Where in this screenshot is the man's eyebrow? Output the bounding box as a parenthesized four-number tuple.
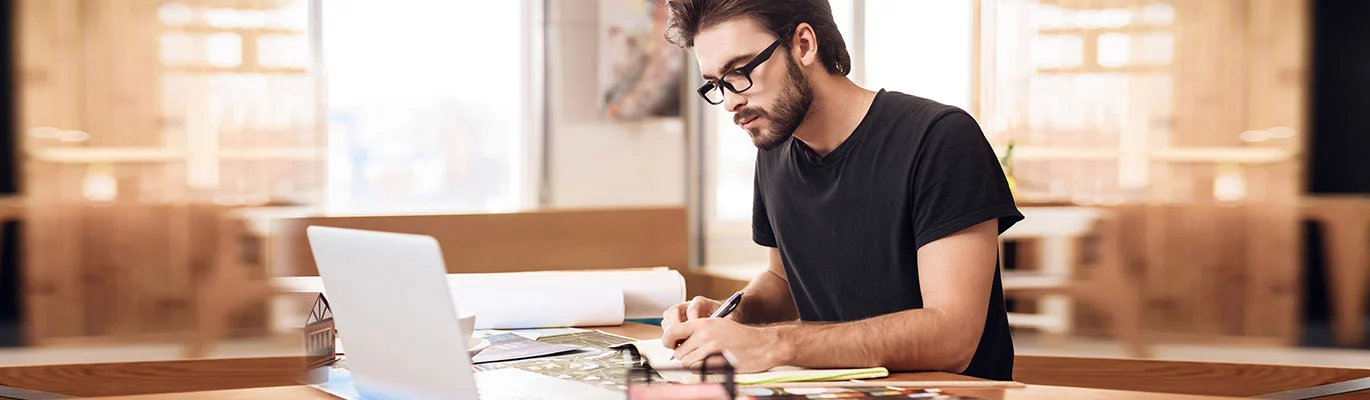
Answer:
(701, 53, 754, 80)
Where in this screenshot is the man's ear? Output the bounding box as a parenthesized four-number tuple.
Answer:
(790, 22, 820, 68)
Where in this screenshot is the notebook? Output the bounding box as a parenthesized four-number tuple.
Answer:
(627, 339, 889, 385)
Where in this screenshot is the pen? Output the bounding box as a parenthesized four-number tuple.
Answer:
(671, 291, 743, 360)
(710, 290, 744, 319)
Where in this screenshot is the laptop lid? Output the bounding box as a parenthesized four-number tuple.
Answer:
(307, 226, 478, 400)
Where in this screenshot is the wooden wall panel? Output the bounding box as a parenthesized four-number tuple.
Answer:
(80, 206, 116, 337)
(142, 205, 171, 334)
(265, 207, 690, 277)
(1073, 204, 1300, 342)
(23, 204, 83, 341)
(1213, 205, 1247, 336)
(72, 0, 161, 148)
(23, 204, 231, 344)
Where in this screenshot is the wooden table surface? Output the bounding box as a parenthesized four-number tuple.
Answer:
(0, 322, 1361, 399)
(85, 384, 1238, 400)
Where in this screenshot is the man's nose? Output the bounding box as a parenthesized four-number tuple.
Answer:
(723, 91, 747, 112)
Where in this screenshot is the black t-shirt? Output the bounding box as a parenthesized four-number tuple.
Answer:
(752, 89, 1023, 380)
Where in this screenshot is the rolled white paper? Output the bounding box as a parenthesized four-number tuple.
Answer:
(449, 282, 625, 329)
(448, 269, 686, 320)
(272, 268, 686, 331)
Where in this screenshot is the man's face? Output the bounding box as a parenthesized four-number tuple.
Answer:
(694, 18, 813, 150)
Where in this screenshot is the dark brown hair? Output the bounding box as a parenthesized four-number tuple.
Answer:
(664, 0, 851, 76)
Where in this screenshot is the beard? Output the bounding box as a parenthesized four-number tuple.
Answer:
(735, 54, 813, 151)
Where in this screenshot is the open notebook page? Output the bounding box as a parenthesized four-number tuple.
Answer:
(628, 339, 888, 385)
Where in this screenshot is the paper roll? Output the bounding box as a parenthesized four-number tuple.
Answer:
(448, 269, 686, 320)
(272, 269, 686, 331)
(449, 282, 625, 329)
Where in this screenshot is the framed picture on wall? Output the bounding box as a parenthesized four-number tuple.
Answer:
(599, 0, 684, 120)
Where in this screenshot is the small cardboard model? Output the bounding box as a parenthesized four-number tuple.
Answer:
(304, 293, 338, 368)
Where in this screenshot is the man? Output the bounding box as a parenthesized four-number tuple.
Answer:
(659, 0, 1023, 381)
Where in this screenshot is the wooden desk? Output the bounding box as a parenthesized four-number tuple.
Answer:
(86, 383, 1237, 400)
(1016, 355, 1370, 398)
(2, 323, 1366, 399)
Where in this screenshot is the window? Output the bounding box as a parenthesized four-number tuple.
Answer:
(864, 0, 975, 110)
(322, 1, 535, 213)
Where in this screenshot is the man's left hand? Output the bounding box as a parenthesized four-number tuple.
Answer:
(662, 318, 789, 373)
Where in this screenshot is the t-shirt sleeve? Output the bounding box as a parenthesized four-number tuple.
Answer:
(752, 156, 778, 248)
(911, 110, 1024, 250)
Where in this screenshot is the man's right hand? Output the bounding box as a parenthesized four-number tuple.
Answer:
(662, 296, 725, 330)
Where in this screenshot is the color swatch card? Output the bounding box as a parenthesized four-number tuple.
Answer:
(471, 333, 585, 364)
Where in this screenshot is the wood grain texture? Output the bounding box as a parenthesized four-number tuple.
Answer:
(89, 385, 337, 399)
(2, 323, 659, 398)
(266, 207, 689, 277)
(681, 268, 750, 301)
(24, 204, 232, 344)
(84, 384, 1246, 400)
(9, 323, 982, 398)
(88, 385, 336, 400)
(0, 357, 311, 398)
(1014, 355, 1370, 398)
(7, 322, 1365, 399)
(1065, 204, 1302, 343)
(955, 385, 1238, 400)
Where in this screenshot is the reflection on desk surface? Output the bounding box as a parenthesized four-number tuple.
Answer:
(318, 367, 621, 400)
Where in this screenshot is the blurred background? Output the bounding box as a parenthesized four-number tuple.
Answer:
(0, 0, 1367, 369)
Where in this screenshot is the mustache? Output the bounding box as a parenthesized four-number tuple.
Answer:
(734, 108, 765, 126)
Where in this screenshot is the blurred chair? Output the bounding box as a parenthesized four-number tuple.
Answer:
(1002, 207, 1150, 358)
(1302, 195, 1370, 347)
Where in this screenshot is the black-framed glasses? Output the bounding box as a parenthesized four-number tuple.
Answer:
(697, 39, 783, 105)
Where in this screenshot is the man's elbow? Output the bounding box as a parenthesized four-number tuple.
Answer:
(931, 311, 984, 373)
(885, 328, 978, 373)
(941, 339, 978, 373)
(886, 310, 983, 373)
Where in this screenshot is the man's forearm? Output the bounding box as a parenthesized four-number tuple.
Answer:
(768, 307, 982, 373)
(731, 269, 799, 325)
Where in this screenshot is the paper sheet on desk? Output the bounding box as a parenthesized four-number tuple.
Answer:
(628, 339, 889, 385)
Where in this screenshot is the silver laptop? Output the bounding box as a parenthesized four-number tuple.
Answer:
(306, 226, 619, 400)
